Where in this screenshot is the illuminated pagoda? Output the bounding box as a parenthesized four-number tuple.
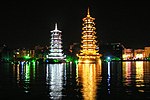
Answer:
(77, 8, 102, 63)
(46, 23, 66, 63)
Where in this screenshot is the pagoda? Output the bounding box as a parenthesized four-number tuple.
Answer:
(77, 8, 102, 63)
(46, 23, 66, 63)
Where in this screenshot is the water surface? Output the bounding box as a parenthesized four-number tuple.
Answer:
(0, 61, 150, 100)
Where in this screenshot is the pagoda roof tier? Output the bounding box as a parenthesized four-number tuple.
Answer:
(82, 30, 96, 33)
(82, 16, 95, 21)
(77, 55, 102, 63)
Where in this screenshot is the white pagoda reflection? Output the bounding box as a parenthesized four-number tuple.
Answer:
(46, 63, 65, 99)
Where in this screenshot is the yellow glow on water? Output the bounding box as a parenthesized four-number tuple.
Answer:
(122, 61, 145, 90)
(122, 61, 132, 85)
(17, 65, 20, 83)
(77, 61, 102, 100)
(136, 61, 144, 87)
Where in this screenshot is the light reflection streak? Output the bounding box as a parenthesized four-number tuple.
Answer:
(25, 63, 30, 82)
(14, 61, 36, 93)
(16, 64, 20, 83)
(12, 64, 20, 83)
(143, 62, 150, 85)
(46, 63, 65, 99)
(77, 61, 102, 100)
(135, 61, 144, 88)
(122, 61, 145, 92)
(107, 62, 110, 94)
(122, 61, 132, 85)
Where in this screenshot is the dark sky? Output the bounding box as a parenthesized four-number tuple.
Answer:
(1, 1, 150, 49)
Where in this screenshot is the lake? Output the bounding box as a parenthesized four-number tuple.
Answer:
(0, 60, 150, 100)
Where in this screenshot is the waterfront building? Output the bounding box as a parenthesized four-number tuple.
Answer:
(134, 49, 145, 60)
(46, 23, 66, 63)
(123, 47, 150, 60)
(144, 47, 150, 58)
(77, 8, 102, 63)
(100, 43, 124, 60)
(122, 48, 134, 60)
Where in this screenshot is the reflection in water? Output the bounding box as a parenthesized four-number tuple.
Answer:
(1, 60, 150, 99)
(13, 61, 36, 93)
(107, 62, 111, 94)
(46, 63, 65, 99)
(122, 61, 147, 93)
(77, 61, 102, 100)
(106, 61, 123, 96)
(135, 61, 144, 88)
(123, 61, 144, 86)
(122, 61, 132, 86)
(23, 62, 30, 93)
(143, 61, 150, 85)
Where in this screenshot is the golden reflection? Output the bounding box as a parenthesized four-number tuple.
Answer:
(135, 61, 144, 88)
(12, 63, 21, 85)
(122, 61, 132, 85)
(16, 64, 20, 83)
(12, 64, 20, 84)
(143, 61, 150, 84)
(77, 60, 102, 100)
(122, 61, 144, 89)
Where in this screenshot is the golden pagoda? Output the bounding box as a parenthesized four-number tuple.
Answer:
(77, 8, 102, 63)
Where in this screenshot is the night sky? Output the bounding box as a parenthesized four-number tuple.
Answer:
(1, 1, 150, 49)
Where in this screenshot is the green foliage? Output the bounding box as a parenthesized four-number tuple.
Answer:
(66, 55, 78, 63)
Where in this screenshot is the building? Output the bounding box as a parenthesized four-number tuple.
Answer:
(122, 48, 133, 60)
(134, 49, 145, 60)
(144, 47, 150, 58)
(123, 47, 150, 60)
(100, 43, 124, 60)
(46, 23, 66, 63)
(77, 8, 102, 63)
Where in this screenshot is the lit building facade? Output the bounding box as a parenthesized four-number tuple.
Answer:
(144, 47, 150, 58)
(77, 8, 101, 63)
(123, 47, 150, 60)
(122, 48, 134, 60)
(46, 23, 66, 61)
(134, 49, 145, 60)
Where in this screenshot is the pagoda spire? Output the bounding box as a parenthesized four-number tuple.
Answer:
(51, 23, 61, 33)
(87, 7, 90, 17)
(55, 23, 58, 30)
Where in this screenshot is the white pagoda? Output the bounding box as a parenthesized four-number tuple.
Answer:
(46, 23, 66, 62)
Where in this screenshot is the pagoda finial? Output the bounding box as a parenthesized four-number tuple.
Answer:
(87, 7, 90, 17)
(51, 23, 61, 33)
(55, 23, 58, 30)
